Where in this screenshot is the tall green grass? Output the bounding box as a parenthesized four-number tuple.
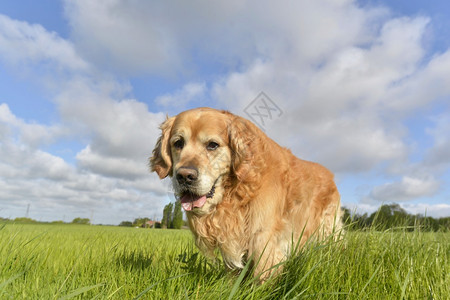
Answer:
(0, 223, 448, 299)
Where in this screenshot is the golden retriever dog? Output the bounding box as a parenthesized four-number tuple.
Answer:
(150, 107, 342, 279)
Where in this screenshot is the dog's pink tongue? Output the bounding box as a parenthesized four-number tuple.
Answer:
(180, 194, 207, 211)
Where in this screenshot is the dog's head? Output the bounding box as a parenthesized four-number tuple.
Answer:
(150, 107, 254, 214)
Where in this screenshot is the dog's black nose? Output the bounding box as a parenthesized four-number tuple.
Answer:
(176, 167, 198, 185)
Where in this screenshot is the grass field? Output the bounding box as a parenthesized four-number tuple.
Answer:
(0, 223, 448, 299)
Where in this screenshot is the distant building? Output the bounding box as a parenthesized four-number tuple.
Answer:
(145, 220, 160, 228)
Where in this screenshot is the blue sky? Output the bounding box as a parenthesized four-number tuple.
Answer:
(0, 0, 449, 224)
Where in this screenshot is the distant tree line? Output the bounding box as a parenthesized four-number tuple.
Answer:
(2, 203, 448, 231)
(119, 217, 161, 228)
(118, 201, 184, 229)
(343, 204, 450, 231)
(0, 217, 91, 225)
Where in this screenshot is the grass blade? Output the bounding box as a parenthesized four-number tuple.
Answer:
(0, 272, 23, 290)
(107, 286, 123, 299)
(283, 262, 321, 299)
(228, 259, 252, 300)
(58, 283, 104, 300)
(133, 272, 192, 300)
(360, 263, 382, 298)
(400, 267, 411, 299)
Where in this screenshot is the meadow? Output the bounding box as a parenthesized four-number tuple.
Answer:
(0, 223, 448, 299)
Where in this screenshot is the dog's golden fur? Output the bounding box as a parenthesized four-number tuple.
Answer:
(151, 107, 342, 278)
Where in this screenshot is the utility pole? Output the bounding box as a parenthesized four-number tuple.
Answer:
(25, 204, 30, 218)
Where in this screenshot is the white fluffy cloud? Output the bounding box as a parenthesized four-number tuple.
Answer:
(63, 1, 379, 75)
(64, 0, 183, 74)
(155, 82, 207, 108)
(0, 103, 65, 148)
(425, 114, 450, 168)
(0, 13, 169, 223)
(401, 203, 450, 219)
(0, 14, 88, 72)
(0, 102, 169, 223)
(367, 175, 440, 202)
(56, 80, 166, 182)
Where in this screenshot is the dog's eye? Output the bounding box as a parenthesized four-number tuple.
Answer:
(174, 139, 184, 150)
(206, 141, 219, 151)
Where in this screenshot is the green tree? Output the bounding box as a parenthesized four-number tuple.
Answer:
(119, 221, 133, 227)
(342, 207, 351, 227)
(13, 217, 37, 224)
(161, 203, 173, 229)
(437, 217, 450, 231)
(172, 200, 184, 229)
(71, 218, 90, 225)
(133, 217, 150, 228)
(368, 204, 410, 229)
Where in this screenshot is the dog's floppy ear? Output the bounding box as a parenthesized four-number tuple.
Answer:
(150, 116, 175, 179)
(228, 115, 259, 181)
